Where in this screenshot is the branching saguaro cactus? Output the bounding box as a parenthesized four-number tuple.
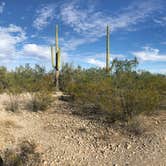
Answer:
(106, 25, 110, 73)
(51, 25, 61, 90)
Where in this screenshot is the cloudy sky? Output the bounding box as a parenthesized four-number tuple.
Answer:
(0, 0, 166, 73)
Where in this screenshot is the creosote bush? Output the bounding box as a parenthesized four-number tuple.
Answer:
(0, 64, 55, 113)
(0, 64, 55, 94)
(27, 91, 53, 112)
(60, 59, 163, 122)
(5, 93, 20, 112)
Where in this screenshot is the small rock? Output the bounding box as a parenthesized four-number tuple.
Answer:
(155, 120, 160, 124)
(124, 142, 131, 149)
(116, 144, 121, 148)
(43, 161, 47, 165)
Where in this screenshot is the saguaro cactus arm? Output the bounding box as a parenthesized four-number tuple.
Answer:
(51, 45, 55, 68)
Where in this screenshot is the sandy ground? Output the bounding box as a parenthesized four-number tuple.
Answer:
(0, 93, 166, 166)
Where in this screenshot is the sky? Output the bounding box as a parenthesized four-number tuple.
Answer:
(0, 0, 166, 73)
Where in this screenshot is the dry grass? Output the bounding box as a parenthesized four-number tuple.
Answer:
(125, 116, 146, 136)
(0, 120, 22, 129)
(4, 94, 20, 112)
(26, 92, 53, 112)
(2, 140, 41, 166)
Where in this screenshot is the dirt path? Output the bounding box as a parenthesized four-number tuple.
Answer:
(0, 93, 166, 166)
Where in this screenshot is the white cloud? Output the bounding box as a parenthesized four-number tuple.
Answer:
(33, 4, 55, 30)
(60, 37, 97, 52)
(153, 16, 166, 26)
(0, 2, 5, 13)
(87, 58, 105, 68)
(23, 44, 49, 59)
(60, 0, 162, 37)
(86, 52, 125, 68)
(0, 24, 26, 58)
(132, 47, 166, 61)
(0, 24, 50, 66)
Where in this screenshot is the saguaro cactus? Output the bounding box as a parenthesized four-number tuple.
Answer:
(51, 25, 61, 89)
(106, 25, 110, 72)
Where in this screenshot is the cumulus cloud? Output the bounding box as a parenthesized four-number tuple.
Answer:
(86, 52, 125, 68)
(132, 47, 166, 61)
(0, 24, 50, 66)
(87, 58, 105, 68)
(0, 2, 5, 13)
(22, 44, 49, 59)
(0, 24, 26, 58)
(33, 4, 55, 30)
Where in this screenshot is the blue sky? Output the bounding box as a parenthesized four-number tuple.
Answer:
(0, 0, 166, 73)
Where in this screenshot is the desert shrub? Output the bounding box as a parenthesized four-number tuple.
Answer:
(5, 93, 20, 112)
(61, 59, 161, 122)
(4, 79, 22, 112)
(67, 78, 160, 121)
(59, 63, 107, 92)
(0, 67, 8, 93)
(111, 57, 138, 74)
(0, 64, 55, 94)
(12, 64, 54, 93)
(2, 140, 40, 166)
(125, 117, 145, 136)
(27, 91, 53, 112)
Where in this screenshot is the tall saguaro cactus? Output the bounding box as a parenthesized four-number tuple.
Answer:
(51, 25, 61, 90)
(106, 25, 110, 72)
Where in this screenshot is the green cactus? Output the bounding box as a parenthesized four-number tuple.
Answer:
(51, 45, 55, 68)
(51, 25, 61, 70)
(106, 25, 110, 72)
(50, 25, 61, 89)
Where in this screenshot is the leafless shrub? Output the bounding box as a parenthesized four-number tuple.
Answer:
(2, 140, 41, 166)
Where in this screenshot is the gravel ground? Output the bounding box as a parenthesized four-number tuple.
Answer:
(0, 93, 166, 166)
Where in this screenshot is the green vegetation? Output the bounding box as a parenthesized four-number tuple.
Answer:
(60, 59, 165, 122)
(0, 59, 165, 121)
(0, 64, 54, 112)
(0, 64, 54, 94)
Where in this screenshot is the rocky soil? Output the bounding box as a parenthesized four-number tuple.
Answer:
(0, 93, 165, 166)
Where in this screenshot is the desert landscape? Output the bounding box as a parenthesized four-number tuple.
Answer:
(0, 92, 165, 166)
(0, 0, 166, 165)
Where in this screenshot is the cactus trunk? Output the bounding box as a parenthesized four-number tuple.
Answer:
(106, 25, 110, 72)
(50, 25, 61, 90)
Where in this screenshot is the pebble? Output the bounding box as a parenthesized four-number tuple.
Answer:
(43, 161, 47, 165)
(124, 142, 132, 149)
(0, 94, 165, 166)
